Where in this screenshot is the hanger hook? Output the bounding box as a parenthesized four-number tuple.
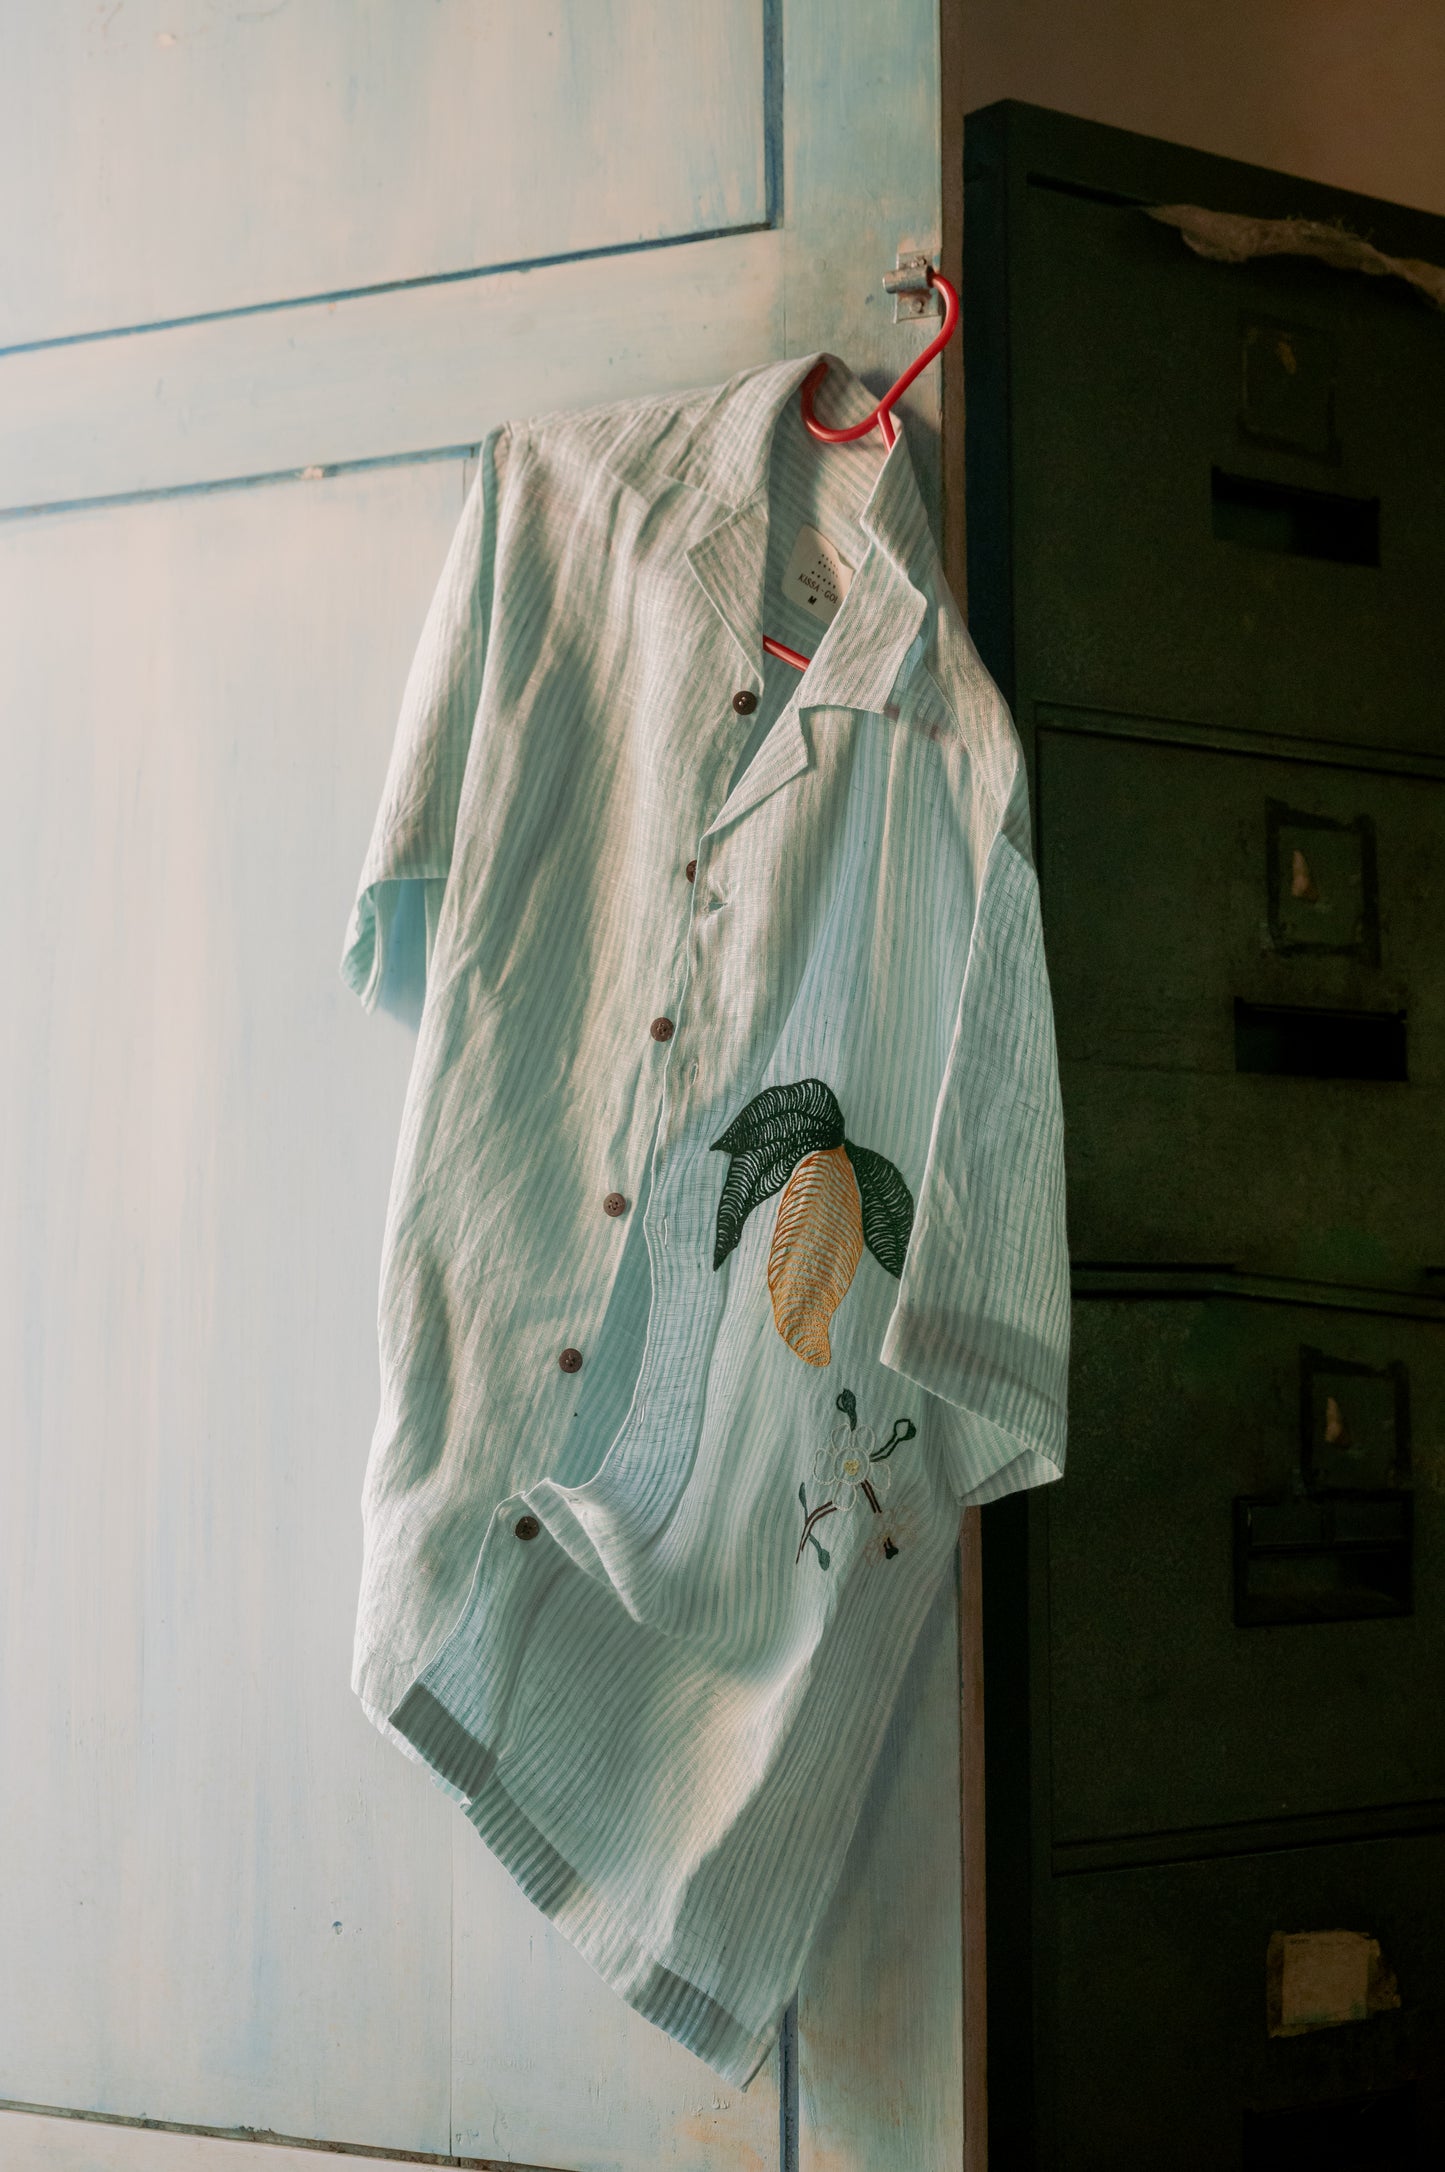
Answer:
(799, 266, 960, 452)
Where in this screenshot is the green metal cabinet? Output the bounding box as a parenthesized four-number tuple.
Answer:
(963, 101, 1445, 2168)
(1040, 728, 1445, 1284)
(1052, 1836, 1444, 2170)
(1055, 1289, 1445, 1842)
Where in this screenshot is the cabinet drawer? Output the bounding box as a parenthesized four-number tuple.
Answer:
(1014, 185, 1445, 756)
(1039, 725, 1445, 1281)
(1049, 1290, 1445, 1843)
(1051, 1833, 1445, 2171)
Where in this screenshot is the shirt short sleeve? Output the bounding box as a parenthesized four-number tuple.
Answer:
(877, 760, 1071, 1507)
(340, 422, 512, 1024)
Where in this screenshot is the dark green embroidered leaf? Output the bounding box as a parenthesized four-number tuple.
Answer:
(710, 1080, 846, 1268)
(844, 1140, 915, 1277)
(711, 1142, 803, 1268)
(711, 1078, 843, 1159)
(835, 1388, 857, 1431)
(871, 1416, 918, 1462)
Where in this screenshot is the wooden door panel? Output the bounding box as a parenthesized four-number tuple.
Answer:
(0, 0, 770, 347)
(450, 1825, 779, 2172)
(798, 1568, 966, 2171)
(0, 2112, 507, 2172)
(0, 229, 783, 514)
(0, 466, 459, 2154)
(0, 6, 954, 2164)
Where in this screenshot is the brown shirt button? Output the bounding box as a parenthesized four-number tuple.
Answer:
(603, 1191, 627, 1217)
(685, 858, 697, 882)
(732, 689, 758, 715)
(558, 1347, 583, 1373)
(514, 1514, 541, 1542)
(650, 1015, 675, 1041)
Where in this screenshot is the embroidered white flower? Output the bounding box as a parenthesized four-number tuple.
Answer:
(797, 1391, 919, 1569)
(813, 1420, 887, 1511)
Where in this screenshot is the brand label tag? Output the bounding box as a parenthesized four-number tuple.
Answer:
(780, 525, 854, 625)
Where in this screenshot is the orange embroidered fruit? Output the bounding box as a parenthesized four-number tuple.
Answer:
(709, 1076, 914, 1365)
(766, 1143, 865, 1366)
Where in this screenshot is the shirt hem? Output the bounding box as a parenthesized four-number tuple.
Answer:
(382, 1676, 781, 2090)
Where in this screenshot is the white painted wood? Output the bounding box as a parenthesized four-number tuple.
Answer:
(0, 1, 947, 530)
(0, 1, 767, 349)
(797, 1567, 965, 2172)
(449, 1824, 778, 2172)
(1, 2107, 537, 2172)
(0, 469, 459, 2156)
(772, 8, 959, 2162)
(1, 3, 953, 2164)
(777, 0, 946, 540)
(0, 229, 783, 516)
(0, 449, 780, 2168)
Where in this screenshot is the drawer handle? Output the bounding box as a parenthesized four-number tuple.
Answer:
(1234, 1492, 1412, 1626)
(1234, 998, 1407, 1082)
(1212, 467, 1380, 567)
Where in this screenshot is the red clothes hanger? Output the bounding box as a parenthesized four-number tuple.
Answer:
(762, 264, 960, 672)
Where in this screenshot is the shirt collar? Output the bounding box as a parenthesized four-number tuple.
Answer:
(603, 351, 936, 720)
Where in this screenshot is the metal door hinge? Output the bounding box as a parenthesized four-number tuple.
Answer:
(884, 250, 941, 322)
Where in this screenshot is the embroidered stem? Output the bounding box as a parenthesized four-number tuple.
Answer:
(870, 1416, 918, 1462)
(796, 1482, 838, 1568)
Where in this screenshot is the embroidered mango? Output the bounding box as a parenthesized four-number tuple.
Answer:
(767, 1143, 864, 1365)
(709, 1077, 914, 1366)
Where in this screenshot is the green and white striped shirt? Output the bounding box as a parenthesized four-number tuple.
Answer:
(341, 349, 1069, 2085)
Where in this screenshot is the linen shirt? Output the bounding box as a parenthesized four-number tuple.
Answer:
(341, 349, 1070, 2086)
